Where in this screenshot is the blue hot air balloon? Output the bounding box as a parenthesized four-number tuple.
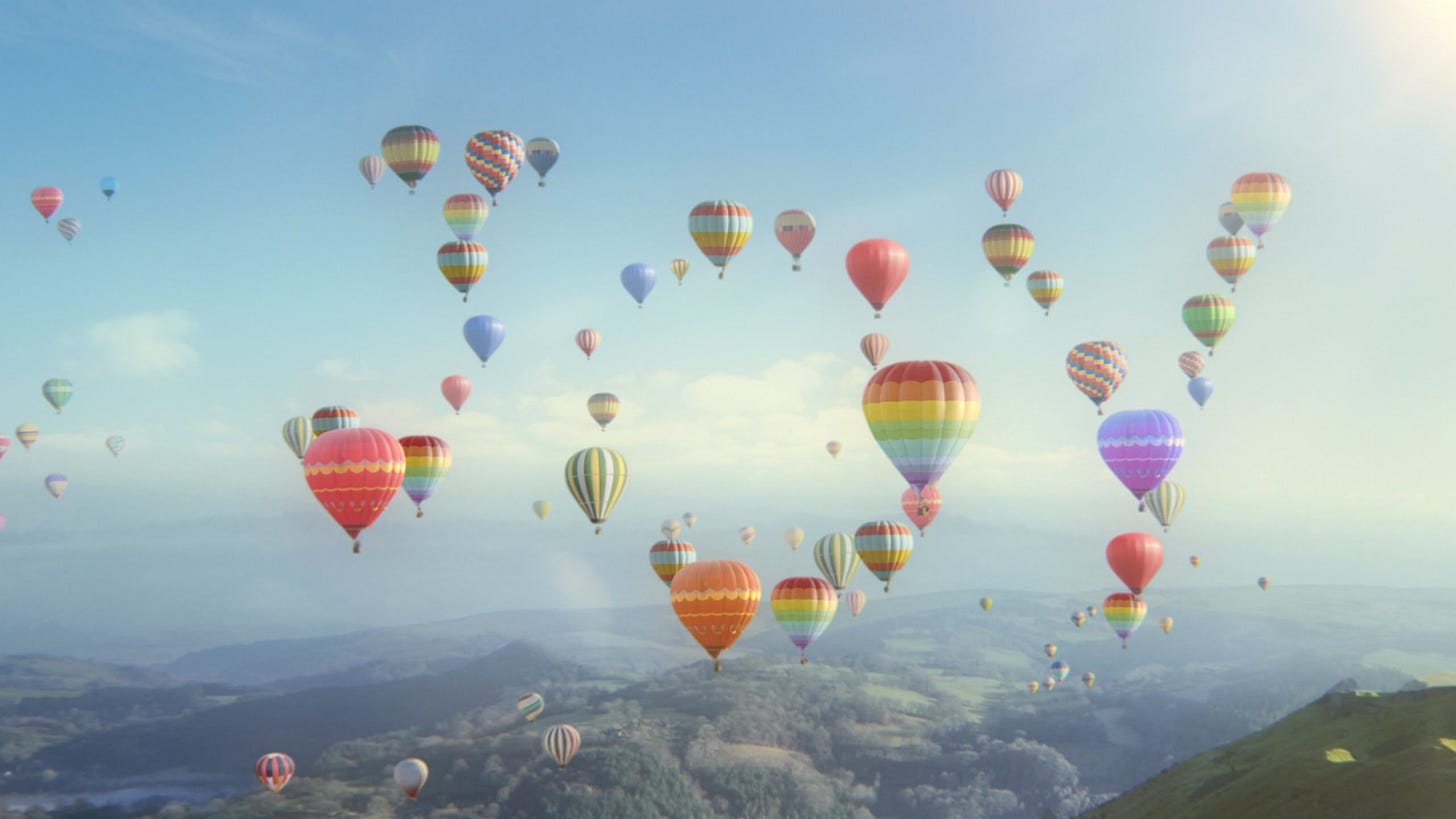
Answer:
(1188, 376, 1215, 409)
(463, 315, 506, 367)
(99, 177, 118, 200)
(620, 263, 657, 308)
(525, 138, 560, 187)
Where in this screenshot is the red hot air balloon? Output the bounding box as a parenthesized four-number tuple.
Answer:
(846, 239, 909, 319)
(31, 187, 63, 222)
(1106, 532, 1164, 595)
(303, 428, 406, 554)
(901, 485, 941, 536)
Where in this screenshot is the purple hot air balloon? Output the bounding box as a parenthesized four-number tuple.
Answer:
(1188, 377, 1215, 409)
(1097, 409, 1184, 511)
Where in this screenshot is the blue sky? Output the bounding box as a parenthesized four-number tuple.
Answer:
(0, 1, 1451, 660)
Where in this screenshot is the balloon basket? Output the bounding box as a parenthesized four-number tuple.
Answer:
(539, 181, 546, 188)
(713, 661, 722, 673)
(416, 509, 424, 518)
(352, 541, 361, 554)
(800, 657, 808, 665)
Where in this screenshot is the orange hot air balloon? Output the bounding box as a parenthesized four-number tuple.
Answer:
(303, 428, 406, 553)
(1189, 555, 1201, 568)
(669, 559, 761, 672)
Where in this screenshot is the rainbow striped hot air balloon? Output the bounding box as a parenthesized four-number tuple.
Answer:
(1178, 351, 1205, 380)
(311, 406, 360, 438)
(15, 425, 39, 450)
(981, 224, 1035, 286)
(543, 724, 582, 769)
(1098, 410, 1184, 511)
(437, 241, 488, 302)
(42, 378, 74, 414)
(517, 692, 545, 722)
(670, 559, 761, 672)
(1065, 342, 1127, 415)
(771, 576, 838, 664)
(380, 125, 440, 193)
(1026, 270, 1064, 315)
(689, 200, 753, 279)
(985, 169, 1023, 216)
(1206, 236, 1257, 292)
(303, 428, 406, 553)
(649, 538, 697, 586)
(442, 193, 489, 241)
(1230, 172, 1291, 248)
(565, 447, 628, 534)
(399, 435, 451, 517)
(1183, 294, 1236, 355)
(813, 532, 861, 592)
(254, 753, 296, 794)
(1104, 593, 1147, 649)
(854, 520, 914, 592)
(587, 392, 620, 431)
(774, 209, 816, 271)
(465, 130, 525, 205)
(863, 361, 981, 492)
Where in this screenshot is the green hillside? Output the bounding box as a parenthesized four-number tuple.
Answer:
(1082, 687, 1456, 818)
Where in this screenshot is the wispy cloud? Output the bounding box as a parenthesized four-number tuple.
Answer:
(86, 310, 199, 376)
(316, 359, 378, 383)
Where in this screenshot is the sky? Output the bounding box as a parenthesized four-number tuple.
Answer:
(0, 0, 1452, 661)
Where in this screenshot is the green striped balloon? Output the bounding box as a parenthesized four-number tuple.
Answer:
(1145, 481, 1186, 532)
(565, 447, 628, 534)
(813, 532, 861, 591)
(42, 378, 73, 414)
(1181, 294, 1236, 354)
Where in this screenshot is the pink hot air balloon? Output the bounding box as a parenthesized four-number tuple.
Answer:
(1097, 410, 1185, 511)
(901, 485, 941, 536)
(576, 329, 601, 360)
(0, 435, 10, 460)
(31, 187, 63, 222)
(985, 169, 1023, 216)
(441, 375, 472, 414)
(846, 239, 909, 319)
(774, 210, 816, 271)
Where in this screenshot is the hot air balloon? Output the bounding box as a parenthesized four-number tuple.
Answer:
(813, 532, 861, 592)
(1082, 672, 1096, 688)
(1098, 410, 1184, 510)
(544, 724, 582, 769)
(399, 435, 451, 518)
(393, 758, 429, 799)
(1104, 593, 1147, 649)
(980, 597, 993, 612)
(525, 137, 560, 187)
(99, 177, 118, 200)
(683, 512, 697, 528)
(517, 692, 544, 722)
(358, 155, 386, 189)
(1050, 660, 1070, 683)
(254, 753, 295, 793)
(826, 440, 842, 459)
(1178, 351, 1205, 380)
(1207, 237, 1257, 292)
(860, 333, 889, 369)
(689, 200, 752, 279)
(982, 224, 1035, 286)
(864, 361, 980, 491)
(1107, 532, 1164, 595)
(670, 559, 761, 671)
(1044, 643, 1058, 658)
(437, 241, 488, 302)
(1145, 481, 1186, 532)
(670, 258, 690, 285)
(1160, 616, 1174, 635)
(650, 538, 696, 586)
(1027, 681, 1040, 694)
(45, 473, 68, 499)
(774, 210, 816, 271)
(847, 589, 867, 617)
(854, 520, 914, 592)
(985, 169, 1023, 216)
(1087, 605, 1099, 618)
(1188, 377, 1215, 409)
(463, 315, 506, 366)
(304, 429, 405, 552)
(1183, 294, 1236, 355)
(311, 406, 360, 438)
(661, 519, 682, 540)
(56, 218, 81, 243)
(1026, 270, 1064, 315)
(1231, 172, 1291, 248)
(1066, 342, 1127, 415)
(587, 392, 619, 430)
(442, 193, 489, 241)
(771, 576, 838, 663)
(441, 375, 472, 414)
(1218, 202, 1244, 236)
(1189, 555, 1201, 568)
(1071, 611, 1087, 628)
(845, 239, 909, 318)
(1258, 576, 1271, 590)
(785, 527, 804, 551)
(465, 130, 525, 205)
(31, 187, 62, 222)
(0, 436, 10, 460)
(576, 329, 601, 359)
(42, 378, 74, 414)
(620, 263, 657, 307)
(738, 525, 757, 545)
(15, 425, 38, 450)
(380, 125, 439, 193)
(901, 485, 941, 536)
(565, 447, 627, 534)
(533, 500, 551, 520)
(106, 434, 125, 457)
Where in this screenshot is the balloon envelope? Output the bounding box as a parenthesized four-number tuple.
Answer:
(463, 315, 506, 365)
(525, 137, 560, 185)
(620, 263, 657, 307)
(1231, 172, 1291, 246)
(437, 241, 488, 301)
(587, 393, 620, 430)
(31, 187, 62, 221)
(15, 425, 38, 450)
(393, 758, 429, 799)
(1188, 377, 1215, 408)
(863, 361, 980, 491)
(399, 435, 452, 516)
(358, 155, 386, 188)
(56, 218, 81, 242)
(45, 473, 68, 499)
(254, 753, 295, 793)
(543, 724, 582, 768)
(670, 560, 761, 671)
(380, 125, 440, 191)
(774, 210, 816, 270)
(1206, 236, 1257, 292)
(1178, 351, 1205, 379)
(311, 406, 359, 438)
(1145, 481, 1186, 531)
(1183, 294, 1236, 353)
(533, 500, 551, 520)
(1097, 410, 1184, 506)
(985, 169, 1023, 215)
(42, 378, 74, 413)
(847, 589, 867, 617)
(688, 200, 753, 277)
(854, 520, 914, 592)
(465, 130, 526, 204)
(99, 176, 119, 199)
(784, 527, 804, 550)
(845, 239, 909, 318)
(860, 333, 889, 369)
(441, 375, 472, 413)
(670, 258, 690, 284)
(1026, 270, 1063, 314)
(1104, 592, 1147, 648)
(303, 428, 406, 551)
(901, 485, 942, 535)
(813, 532, 861, 591)
(517, 692, 545, 722)
(1065, 342, 1127, 413)
(650, 539, 697, 586)
(1106, 532, 1164, 595)
(1218, 201, 1244, 236)
(442, 193, 489, 241)
(981, 224, 1035, 284)
(105, 434, 125, 457)
(770, 576, 838, 661)
(576, 329, 601, 359)
(564, 447, 628, 532)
